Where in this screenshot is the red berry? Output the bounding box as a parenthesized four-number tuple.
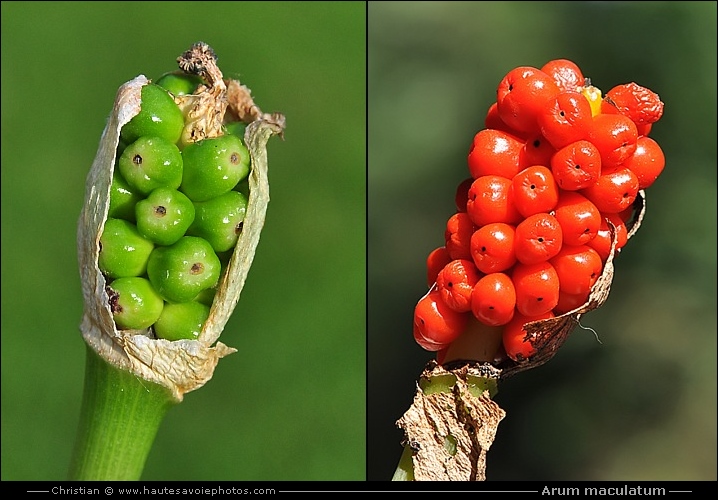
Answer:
(455, 177, 473, 212)
(587, 113, 638, 169)
(553, 290, 589, 315)
(514, 212, 564, 265)
(467, 129, 524, 179)
(521, 133, 556, 168)
(581, 166, 639, 214)
(413, 289, 469, 351)
(540, 59, 585, 93)
(550, 244, 603, 296)
(484, 102, 526, 138)
(622, 136, 665, 190)
(444, 212, 476, 261)
(426, 246, 452, 286)
(471, 272, 516, 326)
(553, 191, 601, 246)
(550, 139, 602, 191)
(538, 91, 593, 149)
(436, 259, 481, 313)
(502, 310, 555, 361)
(602, 82, 664, 127)
(586, 213, 628, 262)
(511, 165, 560, 218)
(512, 261, 561, 316)
(466, 175, 522, 227)
(470, 222, 517, 274)
(496, 66, 561, 135)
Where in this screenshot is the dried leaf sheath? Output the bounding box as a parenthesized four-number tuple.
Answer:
(77, 76, 283, 402)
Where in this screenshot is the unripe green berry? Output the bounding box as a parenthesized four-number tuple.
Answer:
(135, 188, 195, 246)
(180, 135, 250, 202)
(224, 121, 247, 140)
(193, 287, 217, 307)
(155, 72, 203, 97)
(120, 83, 185, 145)
(153, 301, 211, 341)
(147, 236, 221, 303)
(187, 191, 248, 252)
(107, 277, 164, 330)
(234, 178, 250, 199)
(118, 136, 183, 196)
(108, 170, 142, 222)
(99, 218, 154, 278)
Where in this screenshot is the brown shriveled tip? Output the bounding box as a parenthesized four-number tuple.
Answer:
(177, 42, 218, 80)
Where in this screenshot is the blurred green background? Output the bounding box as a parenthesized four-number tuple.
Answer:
(1, 1, 365, 481)
(369, 1, 716, 481)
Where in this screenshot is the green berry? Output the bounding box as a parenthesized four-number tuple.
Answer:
(234, 177, 250, 199)
(224, 121, 247, 140)
(135, 188, 195, 246)
(180, 135, 250, 202)
(153, 301, 211, 341)
(193, 287, 216, 307)
(147, 236, 221, 303)
(155, 72, 203, 97)
(107, 277, 164, 330)
(108, 170, 142, 222)
(99, 218, 154, 278)
(118, 136, 183, 196)
(120, 83, 184, 145)
(187, 191, 248, 252)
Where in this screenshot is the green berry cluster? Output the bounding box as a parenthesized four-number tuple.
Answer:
(101, 78, 251, 341)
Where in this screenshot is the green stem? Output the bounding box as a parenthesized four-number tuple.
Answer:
(68, 346, 177, 480)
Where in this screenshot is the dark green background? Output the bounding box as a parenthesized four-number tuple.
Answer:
(368, 1, 716, 481)
(1, 1, 365, 481)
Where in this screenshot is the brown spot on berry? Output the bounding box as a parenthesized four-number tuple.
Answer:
(230, 152, 239, 164)
(154, 205, 167, 217)
(235, 221, 243, 234)
(133, 154, 143, 165)
(106, 286, 122, 314)
(190, 263, 204, 274)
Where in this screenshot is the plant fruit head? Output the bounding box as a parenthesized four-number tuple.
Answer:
(413, 58, 665, 365)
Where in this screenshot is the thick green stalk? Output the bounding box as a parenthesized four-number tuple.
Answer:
(68, 346, 177, 480)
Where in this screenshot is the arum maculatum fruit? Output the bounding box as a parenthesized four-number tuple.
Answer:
(78, 42, 286, 401)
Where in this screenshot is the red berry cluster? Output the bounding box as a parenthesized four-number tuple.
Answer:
(413, 59, 665, 363)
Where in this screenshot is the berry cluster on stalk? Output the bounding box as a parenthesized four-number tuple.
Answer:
(413, 59, 665, 365)
(99, 75, 251, 341)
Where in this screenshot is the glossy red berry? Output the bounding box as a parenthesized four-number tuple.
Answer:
(511, 165, 559, 218)
(553, 191, 601, 246)
(484, 102, 526, 138)
(586, 213, 628, 262)
(436, 259, 481, 313)
(622, 136, 665, 189)
(553, 290, 589, 315)
(467, 129, 523, 179)
(471, 272, 516, 326)
(550, 139, 602, 191)
(540, 59, 585, 93)
(426, 246, 452, 286)
(470, 222, 517, 274)
(455, 177, 473, 212)
(538, 91, 593, 149)
(521, 133, 556, 169)
(514, 212, 563, 265)
(587, 113, 638, 169)
(444, 212, 476, 261)
(413, 289, 469, 351)
(496, 66, 561, 135)
(502, 310, 555, 361)
(466, 175, 522, 227)
(581, 166, 640, 214)
(512, 261, 561, 317)
(550, 244, 603, 296)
